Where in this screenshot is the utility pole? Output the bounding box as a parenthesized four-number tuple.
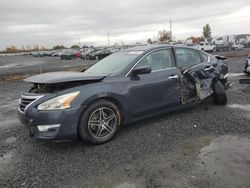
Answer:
(170, 17, 172, 41)
(108, 32, 110, 47)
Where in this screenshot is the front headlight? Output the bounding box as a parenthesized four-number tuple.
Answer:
(37, 91, 80, 111)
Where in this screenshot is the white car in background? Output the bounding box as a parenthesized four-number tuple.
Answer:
(196, 42, 216, 52)
(232, 43, 244, 51)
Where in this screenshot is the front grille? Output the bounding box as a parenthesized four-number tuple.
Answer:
(18, 95, 43, 112)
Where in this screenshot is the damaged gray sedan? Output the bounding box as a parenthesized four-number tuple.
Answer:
(18, 45, 229, 144)
(244, 55, 250, 74)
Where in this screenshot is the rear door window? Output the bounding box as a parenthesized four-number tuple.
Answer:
(175, 48, 201, 68)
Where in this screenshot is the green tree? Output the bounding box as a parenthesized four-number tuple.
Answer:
(158, 30, 171, 42)
(147, 38, 153, 44)
(202, 24, 211, 39)
(70, 45, 80, 49)
(53, 45, 65, 50)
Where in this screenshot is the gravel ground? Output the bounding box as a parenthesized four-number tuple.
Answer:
(0, 55, 250, 188)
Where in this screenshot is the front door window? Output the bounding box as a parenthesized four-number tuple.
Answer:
(136, 49, 174, 71)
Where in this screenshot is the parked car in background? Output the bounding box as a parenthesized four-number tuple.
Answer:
(215, 43, 232, 52)
(186, 43, 196, 48)
(244, 55, 250, 74)
(52, 51, 62, 57)
(106, 47, 122, 53)
(48, 51, 57, 56)
(81, 49, 96, 59)
(88, 50, 103, 60)
(196, 42, 216, 52)
(89, 49, 112, 60)
(243, 42, 250, 48)
(18, 45, 229, 144)
(74, 50, 81, 58)
(31, 51, 46, 57)
(97, 49, 113, 60)
(232, 43, 244, 51)
(32, 52, 40, 57)
(61, 50, 76, 60)
(83, 47, 95, 54)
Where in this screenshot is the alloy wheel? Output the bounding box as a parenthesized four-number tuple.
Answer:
(88, 107, 117, 138)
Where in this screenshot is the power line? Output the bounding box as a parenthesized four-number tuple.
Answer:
(170, 17, 172, 40)
(107, 32, 110, 46)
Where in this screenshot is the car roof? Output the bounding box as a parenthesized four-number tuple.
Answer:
(122, 44, 197, 53)
(122, 45, 172, 52)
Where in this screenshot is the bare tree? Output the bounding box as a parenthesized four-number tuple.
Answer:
(188, 36, 204, 44)
(158, 30, 171, 42)
(5, 45, 18, 53)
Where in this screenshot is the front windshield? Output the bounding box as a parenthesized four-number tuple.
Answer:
(85, 51, 142, 74)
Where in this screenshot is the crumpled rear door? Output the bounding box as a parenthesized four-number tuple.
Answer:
(182, 61, 216, 100)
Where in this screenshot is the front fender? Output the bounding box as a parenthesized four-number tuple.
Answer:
(79, 92, 130, 122)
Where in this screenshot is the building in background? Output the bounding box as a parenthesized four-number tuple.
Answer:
(212, 34, 250, 45)
(236, 34, 250, 43)
(212, 35, 236, 44)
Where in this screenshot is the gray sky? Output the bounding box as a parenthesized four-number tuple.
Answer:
(0, 0, 250, 49)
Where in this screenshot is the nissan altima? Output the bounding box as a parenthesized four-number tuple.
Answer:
(18, 45, 229, 144)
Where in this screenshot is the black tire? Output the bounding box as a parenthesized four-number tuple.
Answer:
(78, 100, 121, 144)
(212, 81, 227, 105)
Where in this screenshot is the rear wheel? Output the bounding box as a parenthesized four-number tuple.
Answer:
(212, 81, 227, 105)
(79, 100, 121, 144)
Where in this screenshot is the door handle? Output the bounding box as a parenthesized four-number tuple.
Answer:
(168, 75, 179, 79)
(204, 66, 213, 71)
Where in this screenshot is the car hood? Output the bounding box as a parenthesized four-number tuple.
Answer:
(24, 71, 106, 84)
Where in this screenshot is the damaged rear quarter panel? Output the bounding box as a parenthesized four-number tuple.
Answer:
(180, 54, 228, 102)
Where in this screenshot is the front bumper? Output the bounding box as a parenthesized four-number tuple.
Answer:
(18, 106, 84, 141)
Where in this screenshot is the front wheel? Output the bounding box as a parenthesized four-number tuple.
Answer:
(78, 100, 121, 144)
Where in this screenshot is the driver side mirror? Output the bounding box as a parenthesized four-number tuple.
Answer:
(131, 66, 152, 76)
